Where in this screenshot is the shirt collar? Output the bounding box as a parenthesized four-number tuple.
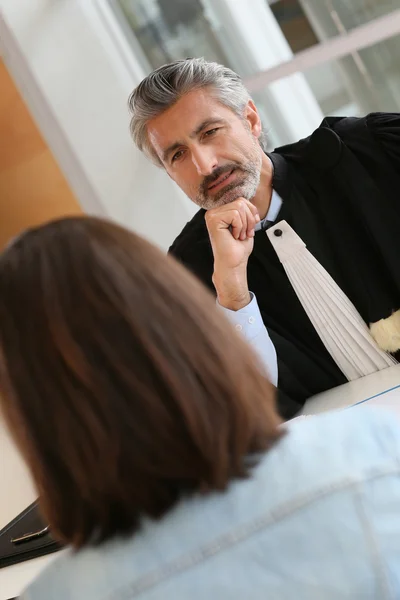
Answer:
(266, 189, 282, 222)
(260, 156, 283, 226)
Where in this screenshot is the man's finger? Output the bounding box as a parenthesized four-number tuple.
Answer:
(235, 200, 257, 240)
(244, 204, 257, 238)
(236, 200, 259, 239)
(235, 200, 249, 241)
(230, 209, 245, 240)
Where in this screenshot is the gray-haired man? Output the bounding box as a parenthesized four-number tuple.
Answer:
(129, 58, 400, 417)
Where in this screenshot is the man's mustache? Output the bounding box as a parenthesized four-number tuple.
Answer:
(201, 164, 243, 195)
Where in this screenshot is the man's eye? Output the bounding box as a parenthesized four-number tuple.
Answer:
(204, 128, 218, 137)
(171, 150, 184, 162)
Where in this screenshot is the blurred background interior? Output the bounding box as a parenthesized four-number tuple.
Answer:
(1, 0, 400, 250)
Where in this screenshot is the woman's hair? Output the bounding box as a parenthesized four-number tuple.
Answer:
(0, 216, 281, 548)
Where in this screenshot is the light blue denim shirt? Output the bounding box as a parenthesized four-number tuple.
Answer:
(22, 406, 400, 599)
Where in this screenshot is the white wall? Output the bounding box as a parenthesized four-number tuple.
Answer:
(0, 0, 195, 250)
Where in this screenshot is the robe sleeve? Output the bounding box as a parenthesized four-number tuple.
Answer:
(366, 112, 400, 167)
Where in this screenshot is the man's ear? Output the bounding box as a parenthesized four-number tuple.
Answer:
(244, 100, 262, 140)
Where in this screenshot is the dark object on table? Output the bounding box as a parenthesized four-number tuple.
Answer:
(0, 501, 62, 569)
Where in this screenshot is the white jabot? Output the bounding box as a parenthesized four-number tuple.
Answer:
(267, 221, 397, 381)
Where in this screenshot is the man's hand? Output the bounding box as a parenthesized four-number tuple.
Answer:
(205, 198, 260, 311)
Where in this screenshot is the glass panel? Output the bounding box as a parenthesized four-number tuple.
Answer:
(117, 0, 232, 69)
(258, 33, 400, 140)
(299, 0, 400, 37)
(269, 0, 400, 51)
(268, 0, 319, 52)
(308, 33, 400, 116)
(264, 1, 400, 128)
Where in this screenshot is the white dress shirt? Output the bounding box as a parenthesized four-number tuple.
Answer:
(218, 191, 282, 386)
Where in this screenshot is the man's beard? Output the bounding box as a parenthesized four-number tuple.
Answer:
(194, 153, 262, 211)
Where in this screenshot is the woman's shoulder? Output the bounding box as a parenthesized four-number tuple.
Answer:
(257, 406, 400, 505)
(285, 405, 400, 458)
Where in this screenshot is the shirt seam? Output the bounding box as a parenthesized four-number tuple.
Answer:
(354, 485, 393, 599)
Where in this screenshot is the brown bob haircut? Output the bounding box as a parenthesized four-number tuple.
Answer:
(0, 217, 281, 548)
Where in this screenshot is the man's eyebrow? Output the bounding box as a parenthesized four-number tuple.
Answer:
(161, 118, 226, 163)
(192, 118, 226, 137)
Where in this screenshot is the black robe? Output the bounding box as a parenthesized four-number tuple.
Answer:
(169, 113, 400, 418)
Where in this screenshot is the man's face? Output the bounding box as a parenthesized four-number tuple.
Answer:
(147, 89, 263, 210)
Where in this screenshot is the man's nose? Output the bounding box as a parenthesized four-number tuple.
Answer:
(191, 147, 218, 176)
